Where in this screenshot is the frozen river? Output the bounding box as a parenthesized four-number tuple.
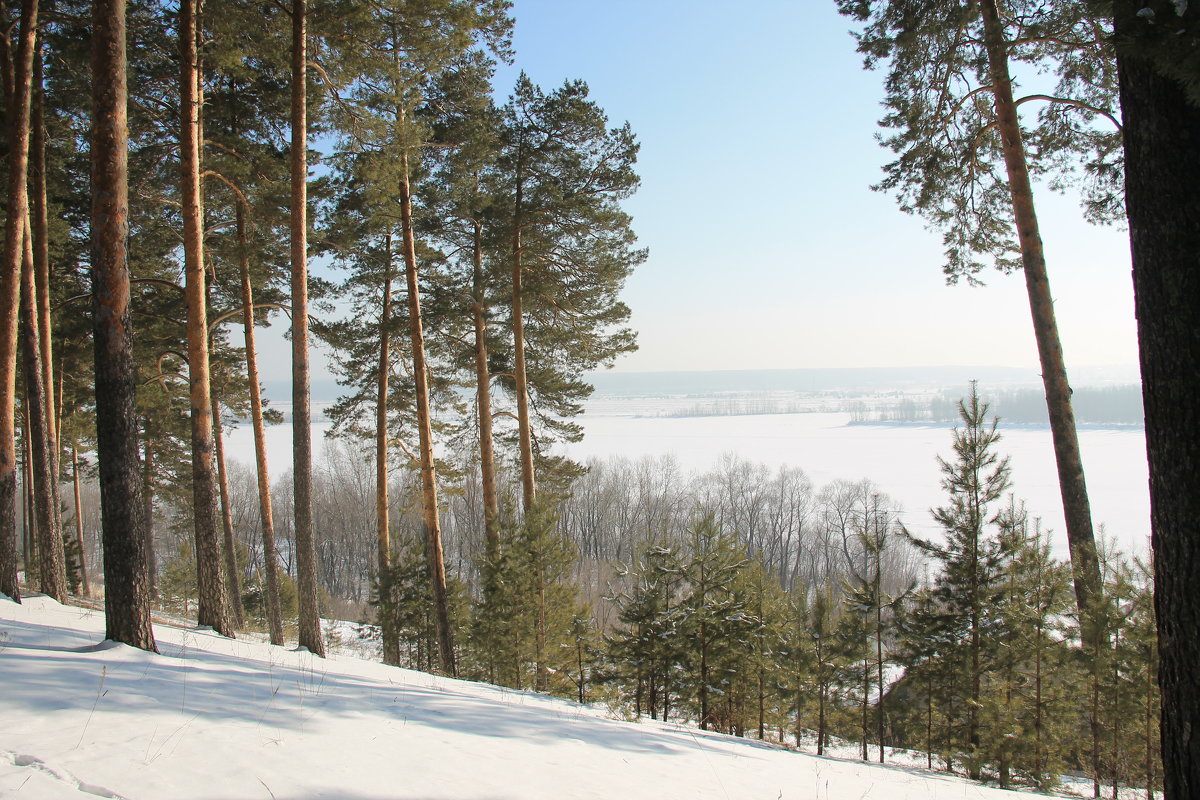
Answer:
(224, 396, 1151, 560)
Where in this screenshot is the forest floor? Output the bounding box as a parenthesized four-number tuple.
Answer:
(0, 593, 1116, 799)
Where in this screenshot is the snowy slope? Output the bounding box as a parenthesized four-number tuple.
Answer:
(2, 595, 1045, 800)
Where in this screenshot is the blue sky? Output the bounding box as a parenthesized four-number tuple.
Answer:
(486, 0, 1138, 375)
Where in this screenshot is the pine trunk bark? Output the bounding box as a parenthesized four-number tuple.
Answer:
(91, 0, 155, 651)
(143, 432, 156, 597)
(376, 260, 399, 667)
(510, 160, 536, 512)
(180, 0, 232, 636)
(237, 206, 284, 646)
(290, 0, 324, 656)
(398, 150, 455, 675)
(1113, 26, 1200, 800)
(471, 221, 500, 554)
(978, 0, 1104, 646)
(212, 393, 244, 627)
(21, 216, 66, 600)
(71, 446, 89, 596)
(0, 0, 39, 604)
(31, 40, 60, 551)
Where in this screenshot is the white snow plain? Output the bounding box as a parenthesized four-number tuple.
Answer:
(3, 594, 1064, 800)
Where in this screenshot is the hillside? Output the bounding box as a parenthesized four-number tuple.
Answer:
(2, 595, 1060, 800)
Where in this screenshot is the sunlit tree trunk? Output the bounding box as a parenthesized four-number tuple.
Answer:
(237, 204, 284, 646)
(212, 392, 245, 627)
(471, 220, 500, 554)
(20, 217, 66, 600)
(71, 446, 89, 596)
(30, 38, 60, 549)
(510, 160, 536, 512)
(91, 0, 155, 651)
(180, 0, 232, 635)
(398, 149, 455, 675)
(375, 254, 399, 666)
(289, 0, 324, 656)
(0, 0, 39, 603)
(978, 0, 1103, 639)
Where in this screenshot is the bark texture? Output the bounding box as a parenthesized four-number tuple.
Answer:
(399, 151, 455, 675)
(20, 218, 66, 600)
(91, 0, 155, 651)
(237, 207, 284, 646)
(510, 170, 536, 512)
(212, 394, 245, 627)
(978, 0, 1104, 640)
(1116, 38, 1200, 800)
(290, 0, 324, 656)
(0, 0, 39, 603)
(471, 221, 500, 553)
(375, 266, 400, 667)
(71, 446, 89, 596)
(180, 0, 232, 636)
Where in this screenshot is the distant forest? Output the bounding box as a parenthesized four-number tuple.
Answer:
(852, 385, 1145, 426)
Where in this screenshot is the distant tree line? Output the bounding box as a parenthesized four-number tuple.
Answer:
(850, 385, 1145, 426)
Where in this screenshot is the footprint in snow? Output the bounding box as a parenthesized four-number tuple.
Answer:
(4, 751, 128, 799)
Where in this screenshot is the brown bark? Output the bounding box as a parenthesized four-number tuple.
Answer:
(143, 432, 156, 597)
(0, 0, 39, 604)
(398, 150, 455, 675)
(510, 166, 536, 512)
(375, 255, 400, 666)
(1113, 23, 1200, 799)
(30, 36, 60, 551)
(71, 446, 89, 596)
(290, 0, 324, 657)
(180, 0, 232, 636)
(471, 220, 500, 554)
(978, 0, 1104, 644)
(237, 205, 284, 646)
(212, 392, 245, 627)
(21, 216, 66, 600)
(91, 0, 155, 651)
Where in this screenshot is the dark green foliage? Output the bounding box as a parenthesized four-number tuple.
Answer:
(372, 535, 470, 673)
(838, 0, 1122, 271)
(468, 502, 584, 691)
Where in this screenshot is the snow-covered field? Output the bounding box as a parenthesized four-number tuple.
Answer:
(2, 595, 1063, 800)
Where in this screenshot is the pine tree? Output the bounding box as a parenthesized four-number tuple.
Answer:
(839, 0, 1110, 650)
(906, 383, 1018, 779)
(497, 74, 642, 511)
(674, 514, 752, 731)
(89, 0, 155, 650)
(1101, 3, 1200, 795)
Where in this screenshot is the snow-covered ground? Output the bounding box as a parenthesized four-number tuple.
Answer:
(3, 594, 1062, 800)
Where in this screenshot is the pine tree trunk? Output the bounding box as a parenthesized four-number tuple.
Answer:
(20, 217, 66, 600)
(472, 220, 500, 554)
(510, 162, 536, 511)
(1113, 26, 1200, 800)
(978, 0, 1104, 648)
(180, 0, 231, 636)
(289, 0, 324, 657)
(91, 0, 155, 651)
(30, 39, 60, 553)
(212, 393, 245, 627)
(236, 207, 283, 645)
(143, 432, 156, 598)
(71, 446, 89, 596)
(0, 0, 39, 604)
(398, 150, 455, 676)
(376, 261, 400, 667)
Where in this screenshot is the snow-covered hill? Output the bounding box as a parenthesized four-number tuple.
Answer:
(2, 595, 1049, 800)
